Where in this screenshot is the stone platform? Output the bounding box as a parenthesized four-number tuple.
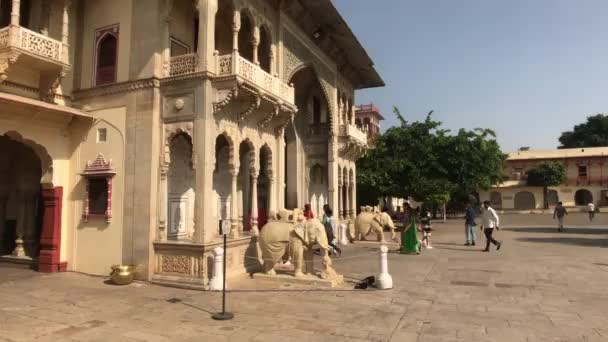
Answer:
(252, 271, 344, 288)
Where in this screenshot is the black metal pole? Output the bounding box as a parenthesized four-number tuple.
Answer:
(221, 233, 227, 314)
(212, 221, 233, 320)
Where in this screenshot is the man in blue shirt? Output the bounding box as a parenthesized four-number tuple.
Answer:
(464, 203, 477, 246)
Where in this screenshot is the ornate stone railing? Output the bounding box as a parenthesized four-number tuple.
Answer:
(0, 25, 68, 66)
(169, 53, 198, 76)
(167, 51, 295, 105)
(339, 124, 368, 146)
(216, 52, 295, 105)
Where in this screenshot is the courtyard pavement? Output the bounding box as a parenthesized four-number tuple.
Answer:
(1, 213, 607, 342)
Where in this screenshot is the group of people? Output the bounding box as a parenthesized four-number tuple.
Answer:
(399, 202, 435, 254)
(464, 201, 502, 252)
(399, 200, 503, 254)
(552, 201, 598, 232)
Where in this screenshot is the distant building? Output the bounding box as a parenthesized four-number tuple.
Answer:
(480, 147, 608, 210)
(355, 103, 384, 144)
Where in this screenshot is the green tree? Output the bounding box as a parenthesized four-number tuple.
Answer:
(356, 107, 506, 209)
(526, 162, 566, 209)
(441, 128, 507, 201)
(559, 114, 608, 148)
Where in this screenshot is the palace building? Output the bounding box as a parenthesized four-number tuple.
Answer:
(0, 0, 383, 288)
(480, 147, 608, 210)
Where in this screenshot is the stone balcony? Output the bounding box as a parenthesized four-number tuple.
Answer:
(339, 124, 368, 146)
(0, 25, 70, 73)
(338, 124, 368, 159)
(168, 52, 295, 107)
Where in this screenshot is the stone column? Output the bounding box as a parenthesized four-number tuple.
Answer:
(161, 0, 173, 77)
(351, 167, 357, 219)
(250, 172, 259, 235)
(252, 26, 260, 65)
(61, 1, 71, 45)
(344, 180, 350, 219)
(230, 169, 239, 239)
(10, 0, 20, 26)
(158, 166, 168, 241)
(337, 178, 343, 220)
(196, 0, 218, 72)
(232, 10, 240, 52)
(349, 183, 355, 219)
(276, 128, 285, 210)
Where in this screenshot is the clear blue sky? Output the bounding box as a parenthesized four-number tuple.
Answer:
(333, 0, 608, 152)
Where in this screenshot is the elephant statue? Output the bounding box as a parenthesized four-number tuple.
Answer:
(258, 209, 339, 279)
(353, 208, 397, 242)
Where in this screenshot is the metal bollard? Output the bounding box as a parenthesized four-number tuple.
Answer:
(340, 223, 349, 246)
(375, 245, 393, 289)
(209, 247, 224, 291)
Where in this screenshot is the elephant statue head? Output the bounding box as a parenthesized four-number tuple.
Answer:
(375, 211, 397, 241)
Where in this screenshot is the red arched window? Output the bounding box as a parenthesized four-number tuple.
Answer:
(95, 26, 119, 86)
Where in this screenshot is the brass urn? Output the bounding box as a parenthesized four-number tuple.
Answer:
(110, 265, 135, 285)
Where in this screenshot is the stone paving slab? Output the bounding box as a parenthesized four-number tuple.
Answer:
(0, 213, 607, 341)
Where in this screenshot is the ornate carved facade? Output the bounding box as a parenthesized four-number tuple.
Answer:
(0, 0, 383, 289)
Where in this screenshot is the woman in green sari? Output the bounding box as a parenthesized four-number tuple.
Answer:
(401, 202, 421, 254)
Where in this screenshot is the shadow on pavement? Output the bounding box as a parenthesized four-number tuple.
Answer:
(436, 246, 481, 252)
(506, 227, 608, 234)
(516, 237, 608, 248)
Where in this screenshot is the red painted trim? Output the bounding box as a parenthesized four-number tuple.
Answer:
(83, 180, 90, 222)
(38, 187, 64, 273)
(106, 177, 112, 222)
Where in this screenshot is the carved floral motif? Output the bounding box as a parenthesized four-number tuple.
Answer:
(161, 255, 191, 274)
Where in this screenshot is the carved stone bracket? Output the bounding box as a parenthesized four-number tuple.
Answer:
(274, 112, 295, 137)
(0, 52, 21, 83)
(40, 68, 68, 103)
(339, 141, 367, 160)
(213, 85, 239, 114)
(259, 102, 281, 127)
(237, 91, 261, 123)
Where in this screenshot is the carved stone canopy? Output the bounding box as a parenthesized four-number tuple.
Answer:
(82, 153, 116, 177)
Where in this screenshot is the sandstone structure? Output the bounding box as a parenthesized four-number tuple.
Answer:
(0, 0, 383, 289)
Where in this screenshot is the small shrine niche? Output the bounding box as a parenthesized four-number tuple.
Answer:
(81, 154, 116, 223)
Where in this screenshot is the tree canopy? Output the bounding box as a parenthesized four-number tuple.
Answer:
(526, 162, 566, 208)
(356, 107, 506, 207)
(559, 114, 608, 148)
(526, 162, 566, 188)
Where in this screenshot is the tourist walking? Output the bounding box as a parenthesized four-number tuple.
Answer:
(321, 205, 341, 256)
(553, 201, 568, 232)
(480, 200, 502, 252)
(588, 202, 596, 221)
(464, 202, 477, 246)
(400, 202, 421, 254)
(420, 207, 433, 249)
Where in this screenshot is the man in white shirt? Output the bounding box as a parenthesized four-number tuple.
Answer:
(480, 201, 502, 252)
(588, 202, 596, 221)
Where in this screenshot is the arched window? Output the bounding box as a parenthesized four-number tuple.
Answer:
(238, 11, 254, 62)
(95, 26, 119, 86)
(259, 26, 271, 73)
